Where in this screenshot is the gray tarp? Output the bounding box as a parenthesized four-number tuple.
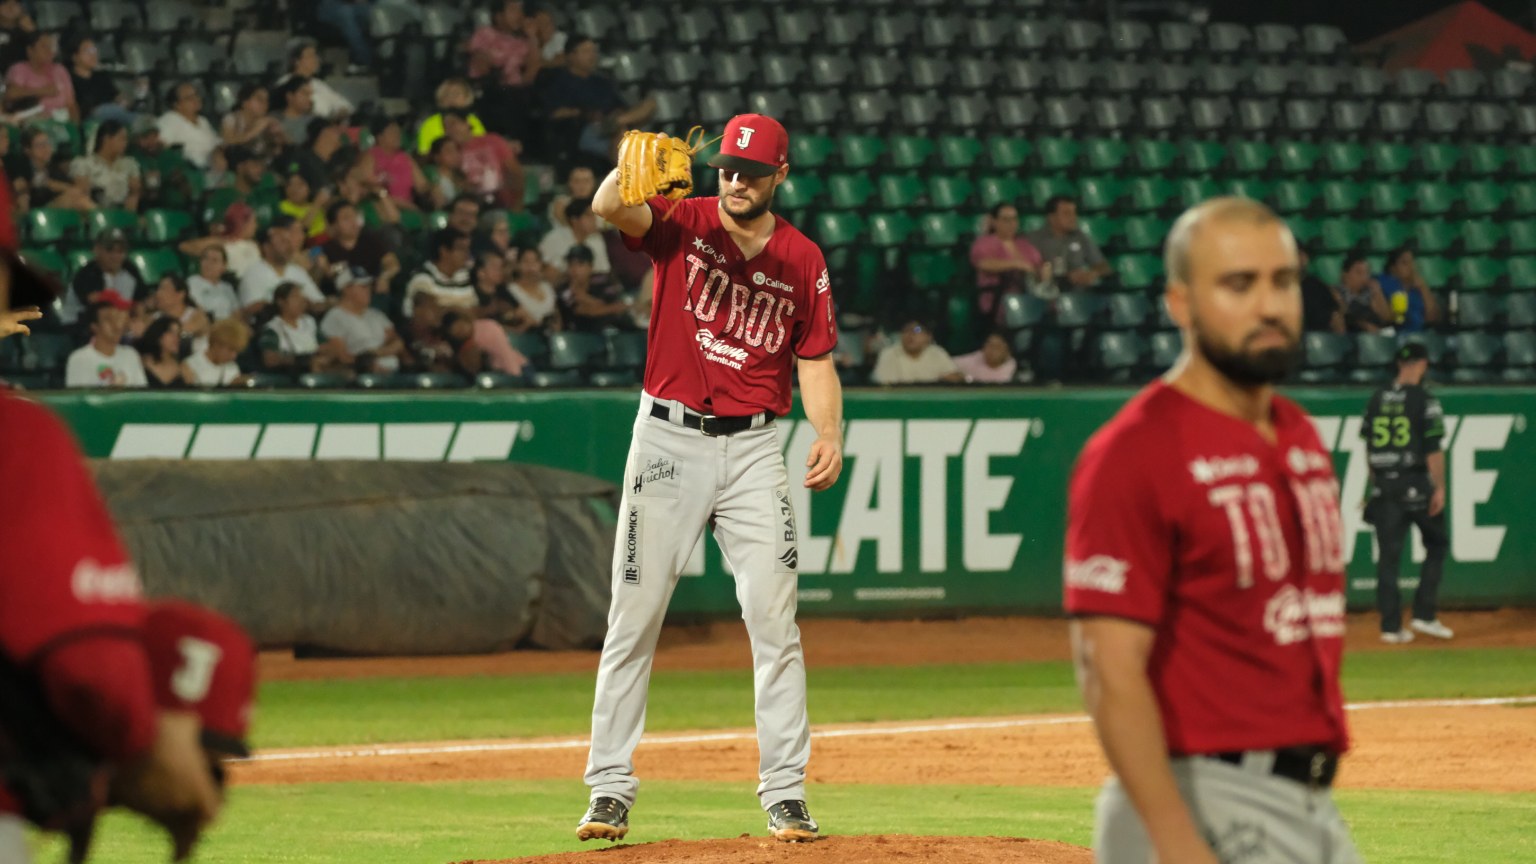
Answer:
(91, 461, 617, 654)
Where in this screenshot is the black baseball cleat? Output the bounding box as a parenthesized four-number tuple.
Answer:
(576, 796, 630, 842)
(766, 799, 819, 842)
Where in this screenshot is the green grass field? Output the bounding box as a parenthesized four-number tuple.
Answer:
(29, 647, 1536, 863)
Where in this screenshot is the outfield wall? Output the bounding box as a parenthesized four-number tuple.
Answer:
(40, 387, 1536, 617)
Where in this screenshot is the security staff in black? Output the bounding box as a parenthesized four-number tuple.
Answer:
(1361, 342, 1453, 643)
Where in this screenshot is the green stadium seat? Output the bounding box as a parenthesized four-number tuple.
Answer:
(1078, 215, 1121, 249)
(507, 331, 548, 364)
(867, 211, 916, 247)
(1368, 142, 1415, 176)
(1320, 181, 1366, 215)
(425, 210, 450, 232)
(908, 250, 959, 288)
(812, 212, 864, 248)
(128, 249, 182, 284)
(999, 294, 1047, 330)
(1506, 295, 1536, 329)
(605, 331, 647, 370)
(789, 134, 835, 169)
(1316, 217, 1364, 253)
(86, 209, 139, 241)
(1507, 257, 1536, 290)
(917, 212, 967, 247)
(1456, 292, 1503, 329)
(1024, 176, 1073, 206)
(1454, 333, 1502, 369)
(1509, 183, 1536, 215)
(1077, 177, 1124, 212)
(827, 173, 875, 209)
(1272, 180, 1319, 213)
(1229, 140, 1274, 174)
(588, 370, 638, 388)
(1513, 145, 1536, 176)
(1347, 366, 1392, 386)
(1415, 256, 1454, 288)
(1417, 143, 1462, 176)
(986, 137, 1031, 170)
(1504, 332, 1536, 372)
(1365, 220, 1412, 253)
(935, 136, 980, 170)
(1106, 293, 1152, 329)
(473, 372, 525, 389)
(1133, 140, 1179, 173)
(1460, 220, 1504, 255)
(1084, 138, 1130, 172)
(1303, 332, 1351, 368)
(1463, 182, 1506, 217)
(353, 372, 404, 389)
(1413, 220, 1458, 254)
(1095, 332, 1147, 380)
(1034, 137, 1081, 171)
(1227, 177, 1274, 203)
(1128, 178, 1177, 213)
(1457, 258, 1505, 293)
(1178, 177, 1223, 209)
(528, 370, 582, 388)
(1311, 255, 1345, 282)
(1150, 330, 1181, 369)
(23, 209, 83, 246)
(1414, 182, 1456, 216)
(1507, 222, 1536, 253)
(1116, 254, 1163, 290)
(931, 174, 977, 209)
(1321, 142, 1367, 175)
(1182, 140, 1227, 174)
(18, 248, 66, 281)
(1054, 292, 1105, 328)
(837, 135, 886, 170)
(27, 118, 80, 156)
(876, 175, 924, 210)
(1367, 183, 1412, 216)
(1276, 140, 1321, 174)
(142, 209, 194, 245)
(1466, 145, 1510, 177)
(776, 175, 824, 211)
(297, 372, 350, 389)
(892, 136, 937, 169)
(65, 247, 94, 276)
(1120, 217, 1165, 252)
(240, 373, 295, 389)
(546, 332, 604, 370)
(1355, 333, 1399, 367)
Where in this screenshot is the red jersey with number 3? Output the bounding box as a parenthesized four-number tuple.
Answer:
(623, 196, 837, 417)
(1063, 381, 1350, 755)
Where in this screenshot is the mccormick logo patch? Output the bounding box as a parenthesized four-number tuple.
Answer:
(623, 505, 642, 586)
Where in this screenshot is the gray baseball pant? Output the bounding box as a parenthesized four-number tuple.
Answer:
(584, 393, 810, 811)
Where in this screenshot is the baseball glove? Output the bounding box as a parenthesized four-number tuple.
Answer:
(615, 127, 716, 211)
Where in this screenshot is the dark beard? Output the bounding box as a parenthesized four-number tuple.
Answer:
(723, 186, 775, 222)
(1195, 326, 1300, 387)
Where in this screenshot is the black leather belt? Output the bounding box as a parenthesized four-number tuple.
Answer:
(649, 402, 774, 437)
(1210, 745, 1338, 789)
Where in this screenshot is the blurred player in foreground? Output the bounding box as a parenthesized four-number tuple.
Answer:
(1064, 198, 1360, 864)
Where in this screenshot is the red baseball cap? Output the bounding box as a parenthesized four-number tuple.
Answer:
(95, 289, 133, 311)
(142, 601, 257, 758)
(707, 114, 789, 178)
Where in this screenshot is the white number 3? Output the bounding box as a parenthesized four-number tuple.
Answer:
(172, 636, 223, 703)
(736, 127, 755, 148)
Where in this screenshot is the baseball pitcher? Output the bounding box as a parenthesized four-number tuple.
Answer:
(577, 113, 843, 844)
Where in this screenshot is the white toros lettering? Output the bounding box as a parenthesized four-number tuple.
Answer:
(1064, 556, 1130, 594)
(71, 558, 143, 603)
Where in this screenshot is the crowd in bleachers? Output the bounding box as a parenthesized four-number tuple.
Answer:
(1, 1, 1534, 390)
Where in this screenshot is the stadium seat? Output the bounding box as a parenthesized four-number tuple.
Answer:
(1457, 258, 1505, 293)
(24, 209, 83, 247)
(1083, 139, 1129, 173)
(546, 332, 604, 371)
(1503, 333, 1536, 381)
(1116, 255, 1162, 291)
(1345, 66, 1388, 98)
(870, 11, 917, 50)
(907, 250, 959, 289)
(999, 294, 1046, 331)
(1134, 140, 1179, 173)
(1456, 293, 1504, 329)
(901, 93, 947, 130)
(867, 212, 916, 247)
(1033, 137, 1080, 172)
(1272, 180, 1319, 214)
(605, 331, 647, 371)
(788, 134, 834, 170)
(1317, 217, 1364, 253)
(1367, 183, 1412, 216)
(1415, 256, 1454, 289)
(1150, 330, 1181, 369)
(1041, 97, 1088, 132)
(920, 13, 965, 51)
(1024, 176, 1072, 207)
(930, 175, 976, 209)
(1157, 21, 1199, 57)
(1465, 145, 1510, 178)
(1491, 69, 1533, 99)
(1470, 103, 1510, 140)
(837, 136, 886, 171)
(1120, 217, 1165, 252)
(813, 213, 864, 248)
(1459, 220, 1503, 254)
(298, 372, 350, 389)
(955, 58, 1000, 92)
(1284, 99, 1327, 133)
(1424, 103, 1467, 137)
(528, 370, 582, 388)
(1321, 142, 1367, 175)
(1235, 99, 1280, 133)
(588, 370, 638, 388)
(928, 136, 977, 172)
(723, 9, 770, 46)
(1329, 100, 1371, 136)
(1151, 65, 1197, 94)
(1362, 220, 1409, 254)
(1355, 333, 1399, 368)
(1414, 182, 1457, 216)
(912, 57, 956, 92)
(1188, 97, 1232, 134)
(1095, 332, 1147, 381)
(1454, 333, 1503, 369)
(1181, 140, 1226, 174)
(770, 9, 815, 48)
(798, 92, 844, 130)
(888, 136, 936, 170)
(965, 17, 1007, 53)
(473, 372, 525, 389)
(775, 175, 823, 211)
(1413, 220, 1458, 255)
(1054, 292, 1104, 329)
(1077, 177, 1124, 213)
(1418, 143, 1462, 176)
(353, 373, 403, 390)
(759, 55, 804, 89)
(1103, 62, 1150, 94)
(1302, 332, 1351, 369)
(1463, 183, 1506, 217)
(1106, 293, 1152, 329)
(507, 331, 548, 365)
(86, 209, 138, 242)
(1276, 140, 1322, 174)
(1320, 181, 1366, 215)
(129, 249, 181, 284)
(1229, 140, 1274, 174)
(1508, 293, 1536, 329)
(1377, 102, 1419, 136)
(1128, 178, 1178, 213)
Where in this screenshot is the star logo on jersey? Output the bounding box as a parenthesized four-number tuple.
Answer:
(692, 236, 725, 264)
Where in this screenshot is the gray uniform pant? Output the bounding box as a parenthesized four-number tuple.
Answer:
(1095, 755, 1362, 864)
(0, 814, 30, 864)
(584, 393, 810, 811)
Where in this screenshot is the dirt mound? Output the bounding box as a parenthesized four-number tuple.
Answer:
(458, 835, 1091, 864)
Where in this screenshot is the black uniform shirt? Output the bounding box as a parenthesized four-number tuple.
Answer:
(1362, 382, 1445, 474)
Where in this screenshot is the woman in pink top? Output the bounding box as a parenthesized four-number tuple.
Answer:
(969, 202, 1051, 323)
(367, 117, 427, 210)
(5, 32, 76, 119)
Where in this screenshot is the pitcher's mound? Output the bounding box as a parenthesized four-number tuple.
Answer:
(460, 834, 1091, 863)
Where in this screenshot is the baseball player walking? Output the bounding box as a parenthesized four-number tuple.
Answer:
(578, 113, 843, 844)
(1064, 198, 1360, 864)
(1362, 342, 1453, 643)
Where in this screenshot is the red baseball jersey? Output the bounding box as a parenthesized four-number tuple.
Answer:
(1064, 381, 1350, 755)
(624, 196, 837, 417)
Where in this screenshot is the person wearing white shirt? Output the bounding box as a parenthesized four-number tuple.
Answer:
(952, 332, 1020, 384)
(238, 221, 326, 312)
(259, 282, 353, 375)
(278, 40, 354, 119)
(64, 301, 147, 388)
(156, 81, 221, 168)
(404, 228, 476, 316)
(870, 321, 963, 385)
(321, 272, 407, 373)
(183, 318, 252, 387)
(538, 198, 611, 279)
(188, 246, 241, 321)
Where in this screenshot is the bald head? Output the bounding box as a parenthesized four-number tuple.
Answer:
(1164, 197, 1294, 287)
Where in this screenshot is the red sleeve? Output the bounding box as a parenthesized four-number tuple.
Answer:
(0, 168, 16, 251)
(793, 248, 838, 359)
(36, 635, 157, 761)
(1062, 425, 1174, 625)
(620, 196, 686, 256)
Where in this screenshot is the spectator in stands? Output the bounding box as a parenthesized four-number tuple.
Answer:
(281, 215, 332, 289)
(1300, 247, 1345, 334)
(404, 228, 476, 315)
(1377, 246, 1441, 334)
(221, 146, 281, 215)
(0, 0, 35, 73)
(559, 245, 629, 331)
(870, 320, 963, 385)
(970, 203, 1051, 318)
(322, 268, 406, 373)
(405, 292, 455, 372)
(322, 199, 401, 295)
(185, 317, 252, 386)
(538, 36, 655, 162)
(447, 193, 482, 237)
(425, 137, 467, 210)
(540, 197, 610, 280)
(953, 332, 1018, 384)
(219, 202, 261, 282)
(156, 82, 220, 170)
(188, 246, 241, 322)
(129, 117, 199, 210)
(260, 281, 351, 375)
(66, 228, 143, 329)
(548, 166, 597, 229)
(284, 118, 347, 196)
(70, 119, 141, 210)
(417, 78, 488, 155)
(136, 316, 189, 388)
(316, 0, 375, 73)
(532, 4, 568, 66)
(8, 126, 91, 211)
(367, 117, 427, 211)
(279, 39, 354, 119)
(443, 109, 524, 210)
(5, 32, 76, 120)
(468, 0, 541, 143)
(66, 35, 133, 124)
(279, 172, 329, 240)
(470, 252, 517, 324)
(221, 83, 285, 158)
(239, 219, 327, 313)
(1339, 255, 1393, 334)
(1027, 195, 1112, 293)
(476, 211, 515, 261)
(275, 76, 317, 145)
(508, 246, 561, 332)
(332, 166, 402, 232)
(65, 298, 146, 387)
(148, 275, 210, 340)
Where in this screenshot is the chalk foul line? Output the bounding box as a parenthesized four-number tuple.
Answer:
(239, 695, 1536, 764)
